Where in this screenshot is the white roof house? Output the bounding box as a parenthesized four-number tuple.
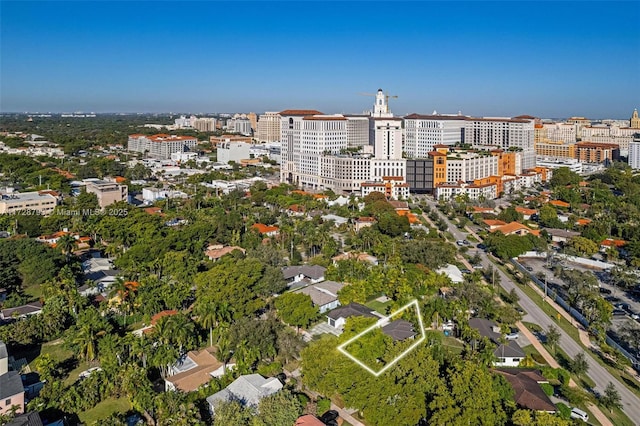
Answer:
(436, 264, 464, 284)
(206, 374, 282, 413)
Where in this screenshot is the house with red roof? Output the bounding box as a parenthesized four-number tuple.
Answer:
(490, 222, 541, 237)
(251, 223, 279, 237)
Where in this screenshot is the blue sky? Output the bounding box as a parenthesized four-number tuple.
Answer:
(1, 1, 639, 118)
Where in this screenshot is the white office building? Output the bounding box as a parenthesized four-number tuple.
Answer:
(445, 152, 499, 182)
(217, 141, 251, 164)
(345, 115, 370, 149)
(629, 141, 640, 169)
(371, 117, 403, 160)
(464, 117, 536, 170)
(403, 114, 467, 158)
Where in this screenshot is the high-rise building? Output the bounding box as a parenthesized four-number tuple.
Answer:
(403, 114, 467, 158)
(345, 115, 370, 149)
(247, 112, 258, 131)
(233, 119, 252, 136)
(191, 117, 216, 132)
(174, 115, 192, 128)
(371, 117, 403, 159)
(629, 139, 640, 169)
(464, 116, 536, 170)
(256, 112, 281, 143)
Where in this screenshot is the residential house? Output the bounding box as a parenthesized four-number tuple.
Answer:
(549, 200, 570, 209)
(490, 222, 541, 237)
(251, 223, 279, 237)
(206, 374, 282, 414)
(286, 204, 306, 217)
(381, 320, 417, 341)
(469, 318, 525, 367)
(546, 228, 580, 245)
(293, 280, 345, 313)
(493, 369, 556, 413)
(354, 217, 376, 232)
(282, 265, 326, 287)
(326, 303, 376, 330)
(295, 415, 325, 426)
(321, 214, 349, 227)
(575, 218, 592, 226)
(0, 342, 24, 416)
(469, 206, 497, 215)
(483, 219, 507, 231)
(600, 238, 626, 254)
(332, 251, 378, 266)
(165, 347, 235, 392)
(514, 207, 537, 220)
(436, 264, 464, 284)
(205, 245, 245, 261)
(4, 411, 44, 426)
(0, 302, 42, 320)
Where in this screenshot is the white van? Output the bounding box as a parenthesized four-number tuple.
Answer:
(570, 407, 589, 422)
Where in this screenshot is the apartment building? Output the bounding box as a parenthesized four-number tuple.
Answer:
(256, 112, 281, 143)
(0, 190, 57, 215)
(535, 122, 576, 144)
(534, 140, 576, 159)
(191, 117, 216, 132)
(84, 179, 128, 208)
(403, 114, 467, 158)
(128, 134, 198, 160)
(574, 142, 619, 164)
(629, 140, 640, 169)
(581, 124, 636, 153)
(464, 116, 536, 170)
(345, 115, 370, 150)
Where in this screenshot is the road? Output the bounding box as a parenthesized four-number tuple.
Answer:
(422, 198, 640, 424)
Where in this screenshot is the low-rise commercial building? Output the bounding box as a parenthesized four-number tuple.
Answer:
(0, 189, 58, 215)
(84, 179, 128, 208)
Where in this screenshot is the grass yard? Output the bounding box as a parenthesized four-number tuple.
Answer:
(365, 299, 392, 315)
(521, 344, 548, 366)
(78, 396, 131, 424)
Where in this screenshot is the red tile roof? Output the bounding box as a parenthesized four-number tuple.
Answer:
(251, 223, 279, 234)
(151, 310, 178, 325)
(278, 109, 324, 116)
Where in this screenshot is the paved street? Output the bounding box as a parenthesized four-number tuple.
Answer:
(422, 198, 640, 424)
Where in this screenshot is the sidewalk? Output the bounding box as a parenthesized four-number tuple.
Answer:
(331, 404, 365, 426)
(517, 322, 613, 426)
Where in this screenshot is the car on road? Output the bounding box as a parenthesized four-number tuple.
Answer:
(460, 268, 471, 274)
(463, 239, 470, 245)
(525, 266, 534, 272)
(599, 287, 612, 295)
(456, 240, 465, 246)
(473, 264, 484, 269)
(477, 243, 486, 250)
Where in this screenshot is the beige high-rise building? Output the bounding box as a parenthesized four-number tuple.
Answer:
(191, 117, 216, 132)
(256, 112, 281, 142)
(247, 112, 258, 131)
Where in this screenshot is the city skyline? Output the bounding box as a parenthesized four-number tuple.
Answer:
(1, 1, 639, 118)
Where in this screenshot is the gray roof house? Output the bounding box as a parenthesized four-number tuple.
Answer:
(293, 280, 345, 313)
(326, 302, 376, 330)
(0, 371, 25, 415)
(381, 320, 417, 341)
(4, 411, 44, 426)
(282, 265, 326, 286)
(206, 374, 282, 414)
(1, 302, 43, 320)
(469, 318, 525, 367)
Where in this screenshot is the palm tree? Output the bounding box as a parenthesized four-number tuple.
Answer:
(195, 300, 217, 348)
(56, 234, 76, 262)
(74, 322, 99, 364)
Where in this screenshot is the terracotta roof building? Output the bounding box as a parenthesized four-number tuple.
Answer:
(493, 369, 556, 413)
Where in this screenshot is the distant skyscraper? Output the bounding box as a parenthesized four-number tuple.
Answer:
(629, 141, 640, 169)
(191, 117, 216, 132)
(247, 112, 258, 131)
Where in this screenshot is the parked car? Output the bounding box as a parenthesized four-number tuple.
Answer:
(477, 243, 486, 250)
(599, 287, 612, 295)
(525, 266, 534, 272)
(456, 240, 465, 246)
(505, 329, 519, 340)
(570, 407, 589, 422)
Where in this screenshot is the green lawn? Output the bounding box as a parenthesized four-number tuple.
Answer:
(365, 299, 391, 315)
(78, 396, 131, 424)
(521, 344, 548, 366)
